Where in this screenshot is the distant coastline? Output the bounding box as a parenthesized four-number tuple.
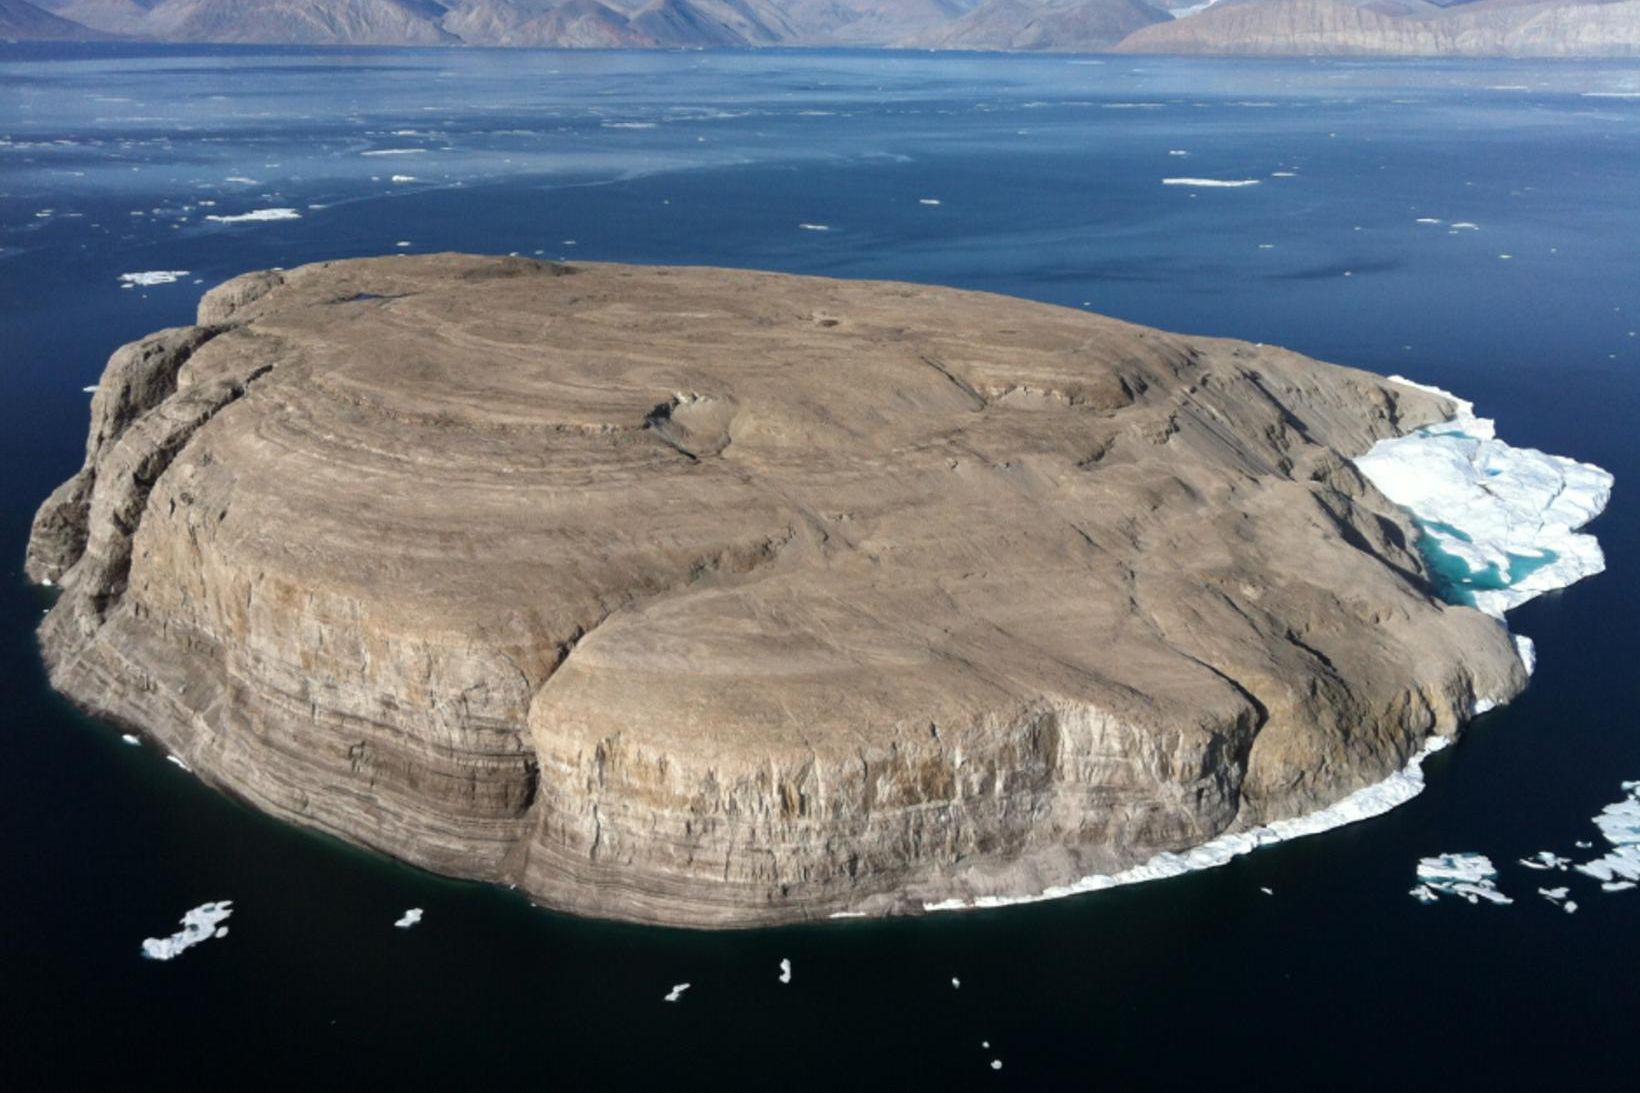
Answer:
(6, 0, 1640, 59)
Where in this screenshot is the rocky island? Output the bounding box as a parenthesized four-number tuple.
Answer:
(30, 254, 1531, 926)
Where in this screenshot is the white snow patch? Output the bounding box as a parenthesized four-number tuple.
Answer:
(141, 900, 233, 960)
(927, 736, 1455, 912)
(119, 270, 189, 287)
(1354, 378, 1612, 619)
(205, 208, 300, 224)
(1162, 177, 1260, 188)
(394, 908, 423, 929)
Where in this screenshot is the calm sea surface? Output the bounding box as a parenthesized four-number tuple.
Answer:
(2, 44, 1638, 1090)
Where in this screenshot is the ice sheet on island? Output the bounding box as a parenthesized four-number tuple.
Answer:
(1411, 853, 1512, 905)
(1354, 377, 1612, 620)
(141, 900, 233, 960)
(925, 736, 1454, 912)
(119, 270, 190, 287)
(205, 208, 301, 224)
(394, 908, 423, 928)
(1161, 177, 1260, 188)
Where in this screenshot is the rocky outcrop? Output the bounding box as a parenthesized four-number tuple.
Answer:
(31, 254, 1526, 926)
(1116, 0, 1640, 57)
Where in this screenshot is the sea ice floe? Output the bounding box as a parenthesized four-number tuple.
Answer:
(1412, 853, 1513, 905)
(121, 733, 140, 746)
(778, 958, 792, 983)
(390, 175, 418, 183)
(1519, 851, 1571, 871)
(927, 737, 1455, 912)
(1537, 887, 1577, 912)
(1161, 177, 1260, 188)
(664, 983, 690, 1002)
(918, 198, 941, 205)
(1354, 378, 1612, 619)
(798, 223, 831, 231)
(141, 900, 233, 960)
(361, 148, 427, 156)
(205, 208, 301, 223)
(1572, 782, 1640, 885)
(118, 270, 190, 287)
(394, 908, 423, 929)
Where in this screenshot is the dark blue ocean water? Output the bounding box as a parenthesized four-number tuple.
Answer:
(2, 45, 1638, 1090)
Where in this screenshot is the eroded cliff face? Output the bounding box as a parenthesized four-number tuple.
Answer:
(30, 255, 1525, 926)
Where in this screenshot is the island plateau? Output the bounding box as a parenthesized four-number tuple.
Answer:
(30, 254, 1531, 926)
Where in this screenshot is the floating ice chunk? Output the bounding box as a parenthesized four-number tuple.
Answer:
(1270, 171, 1296, 177)
(918, 198, 941, 206)
(990, 1060, 1003, 1070)
(1416, 218, 1442, 224)
(951, 977, 961, 989)
(927, 736, 1455, 912)
(1414, 853, 1513, 905)
(394, 908, 423, 929)
(224, 176, 258, 184)
(121, 733, 140, 746)
(1537, 887, 1577, 912)
(83, 385, 99, 393)
(118, 270, 189, 287)
(1167, 149, 1190, 156)
(601, 121, 657, 129)
(390, 175, 418, 183)
(361, 148, 427, 156)
(1259, 886, 1273, 895)
(664, 983, 690, 1002)
(1572, 783, 1640, 884)
(1161, 177, 1260, 188)
(1602, 881, 1636, 892)
(1519, 851, 1571, 871)
(798, 223, 831, 231)
(141, 900, 233, 960)
(395, 241, 412, 248)
(1409, 884, 1439, 904)
(1354, 379, 1612, 619)
(205, 208, 300, 224)
(778, 958, 792, 984)
(166, 754, 191, 771)
(1451, 221, 1479, 230)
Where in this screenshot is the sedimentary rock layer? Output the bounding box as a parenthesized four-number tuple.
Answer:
(30, 254, 1525, 926)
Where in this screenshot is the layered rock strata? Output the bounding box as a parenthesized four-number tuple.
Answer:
(30, 254, 1525, 926)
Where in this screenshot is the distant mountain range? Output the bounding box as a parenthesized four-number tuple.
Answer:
(4, 0, 1637, 56)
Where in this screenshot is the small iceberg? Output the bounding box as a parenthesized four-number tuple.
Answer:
(1355, 379, 1612, 619)
(778, 958, 792, 984)
(142, 900, 233, 960)
(1537, 886, 1577, 912)
(1519, 851, 1571, 871)
(664, 983, 690, 1002)
(394, 908, 423, 929)
(1412, 853, 1512, 905)
(205, 208, 301, 224)
(121, 733, 140, 746)
(1161, 177, 1260, 188)
(798, 223, 831, 232)
(119, 270, 189, 287)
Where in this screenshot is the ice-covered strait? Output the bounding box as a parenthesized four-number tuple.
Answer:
(32, 254, 1571, 927)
